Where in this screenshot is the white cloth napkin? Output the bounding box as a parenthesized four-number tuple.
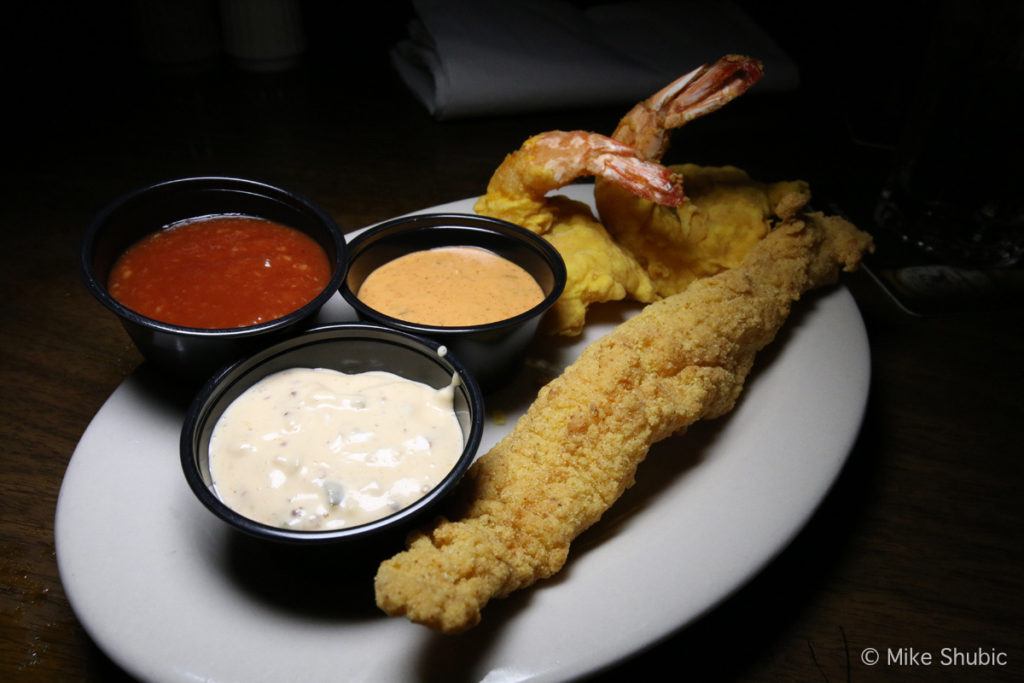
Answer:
(391, 0, 799, 120)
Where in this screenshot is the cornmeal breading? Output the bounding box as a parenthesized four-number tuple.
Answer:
(375, 212, 873, 633)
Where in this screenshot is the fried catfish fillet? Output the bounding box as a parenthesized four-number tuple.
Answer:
(375, 213, 872, 633)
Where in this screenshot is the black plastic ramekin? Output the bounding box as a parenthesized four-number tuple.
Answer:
(340, 213, 566, 389)
(81, 176, 348, 382)
(180, 323, 484, 545)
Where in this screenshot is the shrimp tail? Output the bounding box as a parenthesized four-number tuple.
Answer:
(616, 55, 764, 161)
(601, 154, 684, 207)
(661, 55, 764, 130)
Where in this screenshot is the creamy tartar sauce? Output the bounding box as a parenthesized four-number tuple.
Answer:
(209, 367, 463, 530)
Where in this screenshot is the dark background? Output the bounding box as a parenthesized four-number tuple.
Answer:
(2, 1, 1022, 681)
(7, 0, 1020, 270)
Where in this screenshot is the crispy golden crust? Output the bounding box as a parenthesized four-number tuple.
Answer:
(473, 131, 682, 336)
(475, 194, 656, 337)
(594, 164, 813, 298)
(375, 213, 872, 633)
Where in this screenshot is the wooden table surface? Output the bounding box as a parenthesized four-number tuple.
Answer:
(3, 4, 1021, 681)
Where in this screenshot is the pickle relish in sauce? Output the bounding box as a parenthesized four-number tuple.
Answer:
(208, 367, 464, 531)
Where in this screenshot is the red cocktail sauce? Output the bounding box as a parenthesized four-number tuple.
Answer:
(108, 215, 331, 329)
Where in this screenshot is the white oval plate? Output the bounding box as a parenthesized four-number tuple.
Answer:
(56, 186, 870, 682)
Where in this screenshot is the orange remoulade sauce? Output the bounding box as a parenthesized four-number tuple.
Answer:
(108, 215, 331, 329)
(357, 246, 545, 327)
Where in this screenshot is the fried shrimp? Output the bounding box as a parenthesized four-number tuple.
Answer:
(597, 163, 812, 297)
(474, 131, 684, 335)
(608, 55, 764, 165)
(374, 212, 873, 633)
(593, 56, 812, 297)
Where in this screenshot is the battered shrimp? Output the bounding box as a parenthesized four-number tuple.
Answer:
(474, 131, 683, 335)
(375, 212, 874, 633)
(594, 56, 812, 298)
(609, 54, 764, 164)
